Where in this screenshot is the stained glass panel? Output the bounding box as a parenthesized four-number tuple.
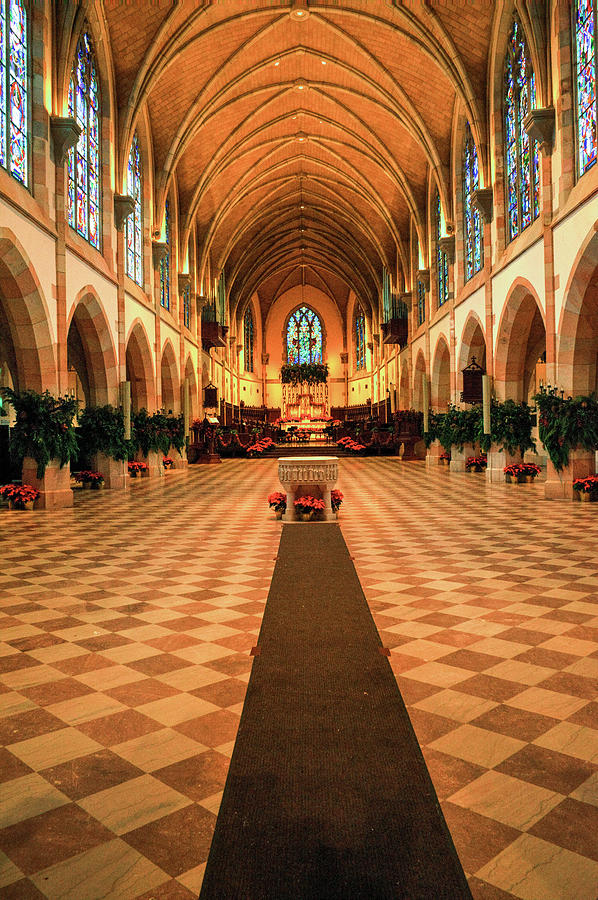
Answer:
(463, 123, 483, 281)
(126, 134, 143, 286)
(576, 0, 598, 175)
(355, 306, 365, 370)
(436, 190, 448, 307)
(286, 305, 323, 365)
(67, 30, 100, 248)
(1, 0, 27, 184)
(417, 280, 425, 326)
(244, 307, 254, 372)
(160, 200, 170, 310)
(183, 284, 191, 329)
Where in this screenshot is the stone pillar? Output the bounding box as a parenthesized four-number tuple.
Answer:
(426, 440, 443, 468)
(544, 449, 595, 501)
(449, 444, 475, 473)
(139, 450, 163, 478)
(22, 457, 73, 509)
(486, 448, 521, 484)
(92, 453, 126, 490)
(170, 445, 187, 469)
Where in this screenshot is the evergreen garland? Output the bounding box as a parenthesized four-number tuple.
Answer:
(78, 405, 129, 461)
(280, 363, 328, 385)
(1, 388, 79, 478)
(534, 386, 598, 471)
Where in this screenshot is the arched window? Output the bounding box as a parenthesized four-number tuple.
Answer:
(244, 307, 254, 373)
(355, 305, 365, 370)
(126, 134, 142, 286)
(67, 30, 100, 249)
(0, 0, 28, 185)
(417, 280, 426, 326)
(504, 18, 539, 240)
(286, 305, 323, 364)
(183, 282, 191, 329)
(160, 200, 170, 310)
(463, 123, 483, 281)
(436, 190, 448, 306)
(575, 0, 597, 176)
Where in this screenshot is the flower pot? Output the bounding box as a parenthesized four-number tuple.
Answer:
(9, 500, 34, 511)
(299, 511, 313, 521)
(525, 475, 536, 483)
(82, 482, 91, 490)
(129, 470, 138, 478)
(90, 482, 105, 490)
(579, 491, 595, 502)
(274, 508, 284, 520)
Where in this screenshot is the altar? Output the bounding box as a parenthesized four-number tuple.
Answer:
(282, 380, 328, 420)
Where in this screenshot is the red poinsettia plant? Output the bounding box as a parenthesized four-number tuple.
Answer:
(128, 461, 148, 474)
(504, 463, 541, 478)
(74, 470, 104, 484)
(331, 489, 343, 512)
(268, 491, 287, 511)
(0, 483, 40, 508)
(573, 474, 598, 494)
(162, 457, 174, 469)
(247, 437, 275, 456)
(293, 495, 321, 514)
(465, 455, 487, 469)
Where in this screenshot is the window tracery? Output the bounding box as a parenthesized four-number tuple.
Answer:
(126, 134, 142, 286)
(463, 123, 483, 281)
(286, 305, 323, 365)
(244, 306, 254, 373)
(575, 0, 597, 175)
(355, 305, 366, 370)
(0, 0, 28, 186)
(504, 17, 539, 240)
(436, 190, 448, 306)
(160, 200, 170, 310)
(67, 30, 100, 248)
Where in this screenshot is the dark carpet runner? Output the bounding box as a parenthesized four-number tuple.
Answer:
(199, 524, 472, 899)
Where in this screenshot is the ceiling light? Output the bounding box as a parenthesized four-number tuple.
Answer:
(296, 131, 308, 142)
(289, 0, 310, 21)
(274, 60, 280, 67)
(300, 204, 305, 209)
(321, 59, 327, 65)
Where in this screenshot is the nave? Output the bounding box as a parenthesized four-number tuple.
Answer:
(1, 460, 597, 898)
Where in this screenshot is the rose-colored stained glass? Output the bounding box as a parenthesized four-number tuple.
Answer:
(126, 134, 143, 286)
(286, 305, 323, 364)
(576, 0, 597, 175)
(463, 123, 483, 281)
(67, 30, 100, 248)
(1, 0, 27, 184)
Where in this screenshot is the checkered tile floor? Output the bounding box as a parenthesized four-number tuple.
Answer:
(0, 459, 597, 899)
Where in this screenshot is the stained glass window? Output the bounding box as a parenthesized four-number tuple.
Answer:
(504, 18, 539, 241)
(286, 305, 323, 364)
(160, 200, 170, 310)
(355, 305, 365, 370)
(463, 123, 483, 281)
(575, 0, 597, 175)
(0, 0, 28, 185)
(244, 307, 254, 373)
(417, 280, 426, 326)
(436, 190, 449, 306)
(126, 134, 142, 286)
(67, 30, 100, 249)
(183, 282, 190, 329)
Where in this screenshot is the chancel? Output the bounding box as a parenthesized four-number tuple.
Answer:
(1, 2, 598, 898)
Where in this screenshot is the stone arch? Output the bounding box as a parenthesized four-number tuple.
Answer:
(0, 228, 56, 392)
(458, 312, 487, 395)
(495, 279, 546, 402)
(160, 339, 180, 413)
(431, 335, 451, 411)
(184, 355, 198, 419)
(413, 350, 427, 411)
(67, 288, 118, 406)
(558, 228, 598, 395)
(125, 320, 155, 412)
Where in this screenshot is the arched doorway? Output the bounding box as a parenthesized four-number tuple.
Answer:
(431, 336, 451, 411)
(126, 322, 155, 412)
(160, 341, 179, 413)
(67, 292, 118, 408)
(495, 282, 546, 402)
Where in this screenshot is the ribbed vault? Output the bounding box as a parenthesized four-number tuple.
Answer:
(100, 0, 495, 322)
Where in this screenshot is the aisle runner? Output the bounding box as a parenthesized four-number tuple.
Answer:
(200, 524, 471, 899)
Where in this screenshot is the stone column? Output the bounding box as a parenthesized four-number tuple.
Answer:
(22, 457, 73, 509)
(92, 453, 126, 490)
(449, 444, 475, 473)
(486, 448, 521, 483)
(544, 449, 594, 501)
(426, 439, 443, 468)
(139, 450, 163, 478)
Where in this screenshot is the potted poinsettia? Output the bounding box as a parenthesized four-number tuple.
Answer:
(0, 484, 40, 510)
(294, 495, 317, 520)
(128, 461, 148, 478)
(331, 489, 343, 514)
(268, 491, 287, 519)
(465, 455, 487, 472)
(162, 456, 174, 469)
(504, 463, 541, 484)
(573, 474, 598, 501)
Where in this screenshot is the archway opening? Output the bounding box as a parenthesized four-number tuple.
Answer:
(496, 289, 545, 402)
(126, 324, 154, 412)
(160, 342, 179, 413)
(432, 338, 451, 411)
(67, 297, 116, 408)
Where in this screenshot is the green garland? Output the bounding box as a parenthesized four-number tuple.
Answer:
(534, 386, 598, 471)
(427, 404, 480, 452)
(280, 363, 328, 385)
(132, 410, 185, 457)
(78, 405, 129, 461)
(1, 388, 79, 478)
(475, 399, 536, 456)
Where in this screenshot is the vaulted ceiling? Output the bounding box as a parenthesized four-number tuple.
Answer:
(102, 0, 497, 320)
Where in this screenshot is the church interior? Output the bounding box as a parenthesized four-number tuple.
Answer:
(1, 0, 598, 897)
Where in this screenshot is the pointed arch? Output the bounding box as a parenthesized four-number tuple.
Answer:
(125, 133, 143, 286)
(67, 287, 118, 406)
(558, 227, 598, 394)
(431, 334, 451, 411)
(495, 279, 546, 402)
(458, 312, 487, 387)
(160, 339, 179, 413)
(125, 319, 155, 412)
(285, 304, 324, 364)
